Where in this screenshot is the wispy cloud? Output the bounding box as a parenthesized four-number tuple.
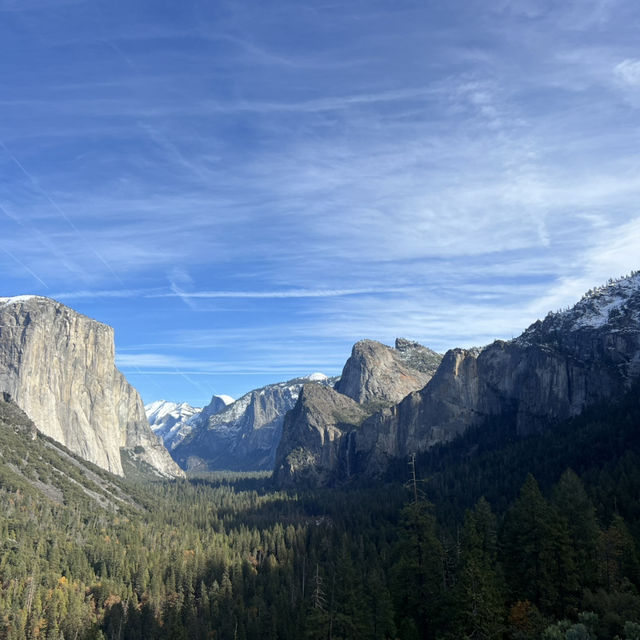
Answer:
(50, 286, 405, 300)
(50, 288, 159, 300)
(614, 58, 640, 86)
(2, 0, 639, 404)
(152, 287, 406, 300)
(0, 140, 124, 283)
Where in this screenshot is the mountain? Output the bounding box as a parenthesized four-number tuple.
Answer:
(0, 296, 183, 478)
(335, 338, 442, 405)
(273, 382, 370, 486)
(171, 373, 334, 471)
(275, 272, 640, 486)
(146, 395, 236, 451)
(274, 338, 442, 485)
(147, 400, 202, 449)
(191, 393, 235, 431)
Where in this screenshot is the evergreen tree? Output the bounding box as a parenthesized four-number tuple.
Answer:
(502, 474, 578, 615)
(393, 497, 444, 639)
(448, 499, 505, 640)
(552, 470, 599, 590)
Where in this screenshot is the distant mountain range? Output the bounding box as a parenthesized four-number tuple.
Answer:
(148, 339, 442, 473)
(2, 272, 639, 488)
(145, 396, 233, 452)
(274, 272, 640, 486)
(159, 373, 336, 472)
(147, 273, 640, 483)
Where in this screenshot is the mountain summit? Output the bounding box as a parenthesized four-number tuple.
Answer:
(335, 338, 441, 405)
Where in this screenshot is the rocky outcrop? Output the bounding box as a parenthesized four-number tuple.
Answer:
(275, 273, 640, 486)
(272, 338, 441, 484)
(0, 296, 183, 478)
(273, 383, 369, 486)
(334, 339, 441, 405)
(172, 374, 334, 471)
(196, 394, 235, 426)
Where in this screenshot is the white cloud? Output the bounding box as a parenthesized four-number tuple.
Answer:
(524, 216, 640, 318)
(151, 287, 406, 300)
(614, 59, 640, 86)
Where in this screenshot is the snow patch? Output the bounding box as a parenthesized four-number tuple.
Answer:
(566, 273, 640, 330)
(0, 295, 38, 308)
(145, 400, 201, 450)
(306, 372, 328, 381)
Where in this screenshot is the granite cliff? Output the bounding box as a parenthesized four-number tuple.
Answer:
(335, 338, 441, 405)
(172, 373, 334, 471)
(273, 383, 369, 486)
(275, 273, 640, 486)
(274, 338, 442, 485)
(0, 296, 183, 478)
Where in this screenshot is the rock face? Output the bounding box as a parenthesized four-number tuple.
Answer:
(275, 273, 640, 486)
(273, 338, 440, 484)
(196, 394, 235, 427)
(0, 296, 184, 478)
(334, 339, 441, 404)
(273, 383, 369, 486)
(172, 374, 334, 471)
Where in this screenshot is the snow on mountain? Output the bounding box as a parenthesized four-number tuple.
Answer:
(0, 295, 38, 308)
(145, 400, 201, 451)
(171, 373, 335, 471)
(306, 372, 329, 382)
(518, 271, 640, 344)
(147, 394, 236, 451)
(568, 272, 640, 330)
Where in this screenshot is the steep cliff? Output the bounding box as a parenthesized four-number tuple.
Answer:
(334, 338, 441, 405)
(276, 273, 640, 485)
(273, 383, 369, 486)
(0, 296, 183, 478)
(194, 394, 235, 428)
(172, 374, 334, 471)
(272, 338, 441, 484)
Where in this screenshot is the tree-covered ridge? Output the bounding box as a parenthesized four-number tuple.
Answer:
(0, 386, 639, 639)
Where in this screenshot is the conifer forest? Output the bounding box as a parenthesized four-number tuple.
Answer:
(1, 384, 640, 640)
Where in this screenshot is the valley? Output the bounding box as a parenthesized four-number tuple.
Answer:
(1, 273, 640, 639)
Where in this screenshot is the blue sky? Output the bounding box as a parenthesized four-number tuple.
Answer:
(1, 0, 639, 406)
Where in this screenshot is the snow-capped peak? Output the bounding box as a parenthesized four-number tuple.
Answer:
(306, 372, 328, 382)
(562, 272, 640, 330)
(518, 271, 640, 346)
(145, 400, 202, 450)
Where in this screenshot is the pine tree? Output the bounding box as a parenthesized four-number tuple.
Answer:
(501, 474, 577, 615)
(305, 565, 330, 640)
(450, 499, 505, 640)
(393, 495, 444, 639)
(552, 470, 599, 590)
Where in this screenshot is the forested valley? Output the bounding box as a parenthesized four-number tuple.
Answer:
(1, 383, 640, 640)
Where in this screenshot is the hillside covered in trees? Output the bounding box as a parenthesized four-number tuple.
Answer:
(1, 380, 640, 639)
